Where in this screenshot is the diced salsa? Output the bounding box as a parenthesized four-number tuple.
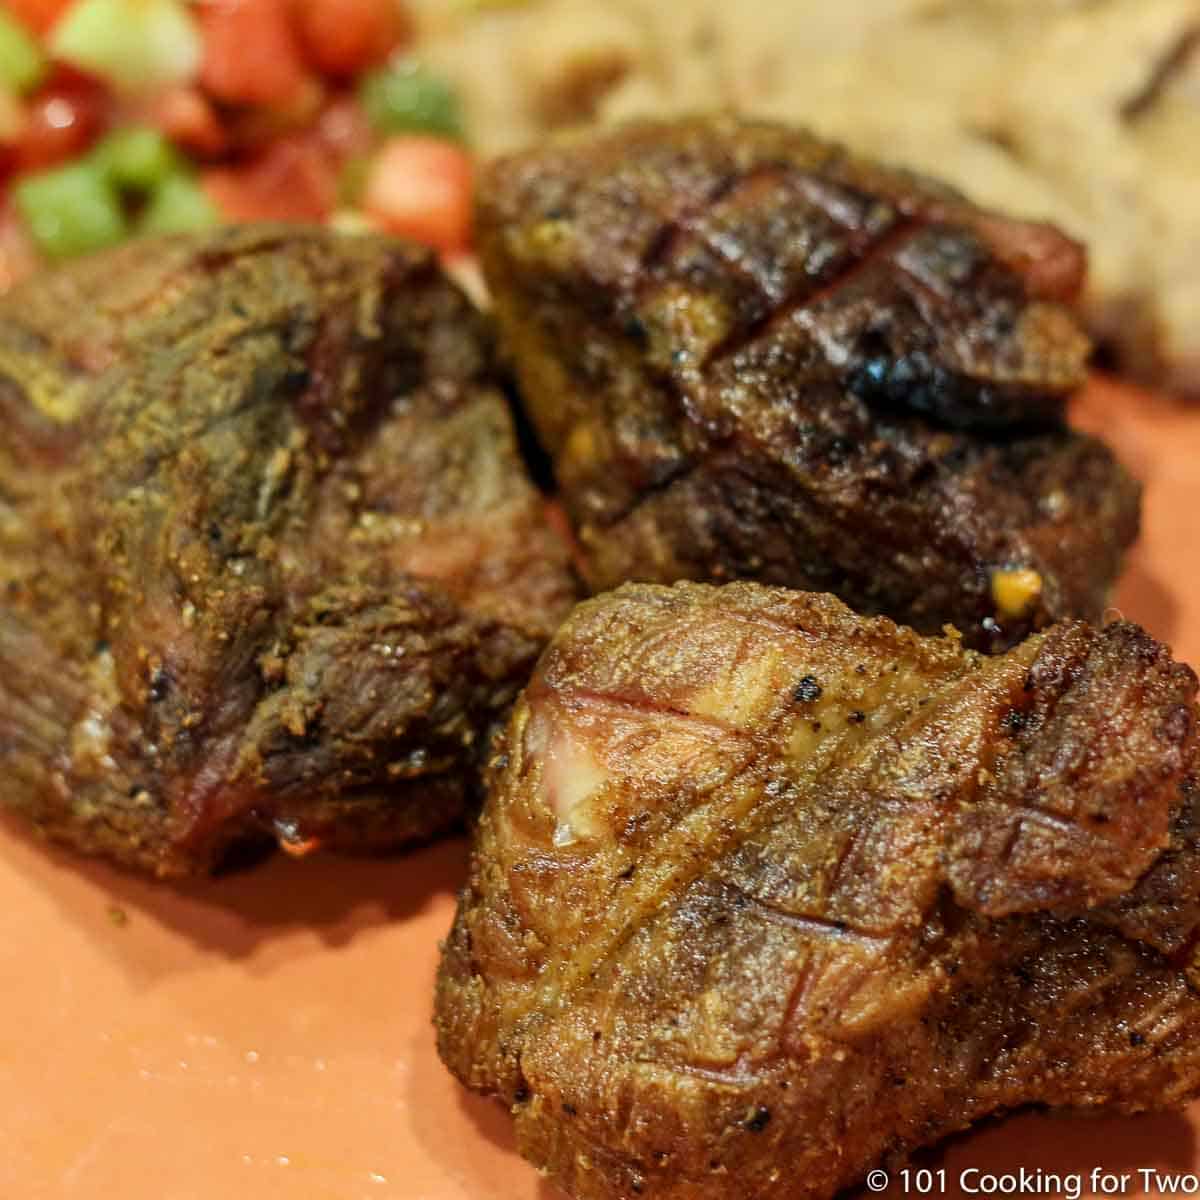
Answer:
(0, 0, 474, 287)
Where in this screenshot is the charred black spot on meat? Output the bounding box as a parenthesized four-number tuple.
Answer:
(1001, 708, 1028, 735)
(147, 667, 170, 704)
(283, 366, 312, 394)
(744, 1107, 772, 1133)
(624, 314, 650, 347)
(846, 349, 1056, 433)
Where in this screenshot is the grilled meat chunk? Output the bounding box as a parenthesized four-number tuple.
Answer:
(437, 581, 1200, 1200)
(0, 226, 577, 876)
(479, 115, 1140, 650)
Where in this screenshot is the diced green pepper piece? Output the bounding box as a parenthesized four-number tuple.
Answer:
(51, 0, 201, 93)
(136, 172, 221, 237)
(14, 162, 127, 259)
(359, 63, 464, 141)
(0, 9, 46, 94)
(92, 127, 182, 193)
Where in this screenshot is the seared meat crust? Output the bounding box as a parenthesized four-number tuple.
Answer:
(437, 581, 1200, 1200)
(0, 226, 577, 875)
(478, 116, 1140, 650)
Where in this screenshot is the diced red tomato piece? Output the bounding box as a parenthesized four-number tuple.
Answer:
(14, 67, 109, 172)
(197, 0, 312, 109)
(201, 133, 337, 222)
(295, 0, 411, 78)
(145, 86, 226, 157)
(362, 136, 473, 254)
(4, 0, 72, 35)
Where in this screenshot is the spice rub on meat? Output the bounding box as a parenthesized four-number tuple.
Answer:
(437, 581, 1200, 1200)
(0, 225, 577, 876)
(478, 115, 1141, 651)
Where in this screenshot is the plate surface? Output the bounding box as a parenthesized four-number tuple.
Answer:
(1, 377, 1198, 1200)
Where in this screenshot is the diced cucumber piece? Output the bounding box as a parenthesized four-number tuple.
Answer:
(359, 62, 464, 141)
(14, 162, 127, 259)
(93, 127, 182, 193)
(0, 9, 45, 95)
(51, 0, 201, 93)
(137, 173, 221, 236)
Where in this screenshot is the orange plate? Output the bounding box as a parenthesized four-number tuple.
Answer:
(2, 376, 1199, 1200)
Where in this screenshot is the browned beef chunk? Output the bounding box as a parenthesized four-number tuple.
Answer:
(478, 115, 1140, 651)
(0, 226, 577, 876)
(437, 581, 1200, 1200)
